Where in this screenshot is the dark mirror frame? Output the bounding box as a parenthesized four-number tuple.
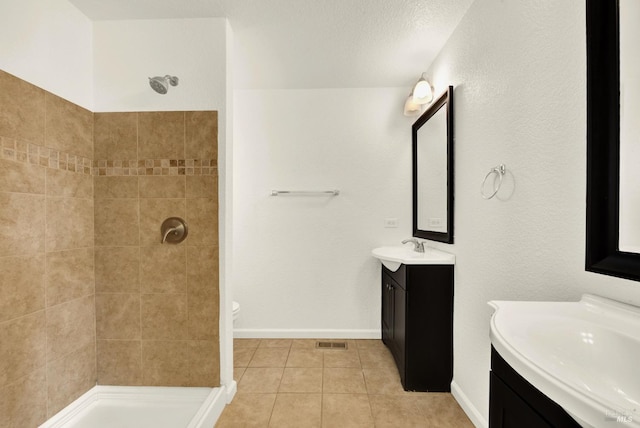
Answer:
(412, 86, 454, 244)
(585, 0, 640, 281)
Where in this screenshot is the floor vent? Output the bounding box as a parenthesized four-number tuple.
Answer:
(316, 341, 348, 350)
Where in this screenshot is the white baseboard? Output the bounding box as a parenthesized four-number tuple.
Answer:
(451, 381, 487, 428)
(233, 328, 381, 339)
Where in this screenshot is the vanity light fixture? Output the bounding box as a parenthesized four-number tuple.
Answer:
(403, 94, 422, 116)
(403, 73, 434, 116)
(412, 73, 434, 105)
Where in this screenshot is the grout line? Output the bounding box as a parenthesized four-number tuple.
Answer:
(43, 153, 50, 419)
(136, 152, 143, 385)
(91, 162, 98, 386)
(135, 112, 139, 166)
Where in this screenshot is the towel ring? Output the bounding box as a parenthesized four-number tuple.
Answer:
(481, 164, 506, 199)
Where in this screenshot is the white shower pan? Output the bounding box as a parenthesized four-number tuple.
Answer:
(39, 385, 226, 428)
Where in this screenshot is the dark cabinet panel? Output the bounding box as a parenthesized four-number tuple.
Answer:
(392, 281, 406, 376)
(380, 264, 453, 392)
(490, 373, 553, 428)
(489, 348, 581, 428)
(381, 274, 394, 344)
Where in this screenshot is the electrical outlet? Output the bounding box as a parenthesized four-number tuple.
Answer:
(384, 218, 399, 228)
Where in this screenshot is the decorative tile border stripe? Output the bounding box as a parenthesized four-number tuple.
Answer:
(1, 137, 92, 175)
(0, 137, 217, 176)
(92, 159, 216, 176)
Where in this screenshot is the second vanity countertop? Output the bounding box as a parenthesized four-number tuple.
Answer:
(489, 294, 640, 428)
(372, 246, 455, 271)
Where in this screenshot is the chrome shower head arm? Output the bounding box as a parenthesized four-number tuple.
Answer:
(165, 75, 179, 87)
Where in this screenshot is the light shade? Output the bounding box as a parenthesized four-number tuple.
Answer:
(412, 75, 433, 105)
(403, 94, 422, 116)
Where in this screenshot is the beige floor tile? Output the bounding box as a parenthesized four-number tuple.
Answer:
(322, 394, 374, 428)
(258, 339, 292, 348)
(234, 367, 246, 383)
(234, 347, 256, 368)
(355, 339, 386, 349)
(290, 339, 319, 349)
(237, 368, 283, 393)
(215, 393, 276, 427)
(234, 338, 261, 349)
(357, 347, 396, 370)
(323, 368, 367, 394)
(412, 393, 474, 428)
(224, 338, 473, 428)
(248, 347, 290, 368)
(323, 350, 361, 368)
(363, 368, 405, 395)
(369, 394, 426, 428)
(279, 368, 323, 393)
(286, 349, 323, 368)
(268, 394, 322, 428)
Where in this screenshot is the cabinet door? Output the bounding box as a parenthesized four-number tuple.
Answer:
(490, 348, 582, 427)
(381, 275, 395, 344)
(489, 373, 552, 428)
(392, 282, 406, 378)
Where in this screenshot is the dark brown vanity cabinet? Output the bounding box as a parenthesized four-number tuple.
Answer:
(381, 263, 454, 392)
(489, 347, 580, 428)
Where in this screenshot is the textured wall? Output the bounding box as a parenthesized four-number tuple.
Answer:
(424, 0, 640, 425)
(92, 18, 227, 113)
(93, 111, 220, 387)
(233, 88, 412, 336)
(0, 69, 96, 426)
(0, 0, 93, 109)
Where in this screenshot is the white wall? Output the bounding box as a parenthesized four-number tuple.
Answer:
(0, 0, 93, 109)
(93, 18, 227, 112)
(424, 0, 640, 425)
(219, 19, 235, 396)
(233, 87, 413, 337)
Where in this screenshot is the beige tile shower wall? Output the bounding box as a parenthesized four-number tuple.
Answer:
(0, 70, 96, 426)
(93, 111, 220, 388)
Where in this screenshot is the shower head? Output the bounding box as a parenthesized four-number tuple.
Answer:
(148, 75, 179, 94)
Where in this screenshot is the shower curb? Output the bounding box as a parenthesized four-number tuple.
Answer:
(39, 385, 227, 428)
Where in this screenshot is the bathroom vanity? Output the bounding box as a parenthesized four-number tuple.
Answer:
(373, 246, 455, 392)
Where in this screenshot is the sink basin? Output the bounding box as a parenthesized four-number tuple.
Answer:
(371, 246, 455, 271)
(489, 294, 640, 427)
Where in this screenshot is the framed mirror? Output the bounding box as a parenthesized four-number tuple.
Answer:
(586, 0, 640, 281)
(412, 86, 454, 244)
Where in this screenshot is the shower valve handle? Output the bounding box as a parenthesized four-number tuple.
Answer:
(161, 227, 179, 243)
(160, 217, 188, 244)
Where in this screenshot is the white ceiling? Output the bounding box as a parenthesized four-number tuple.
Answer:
(68, 0, 474, 89)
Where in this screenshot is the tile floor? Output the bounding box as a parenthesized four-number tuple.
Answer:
(215, 339, 474, 427)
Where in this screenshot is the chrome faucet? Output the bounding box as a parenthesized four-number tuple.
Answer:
(402, 238, 425, 253)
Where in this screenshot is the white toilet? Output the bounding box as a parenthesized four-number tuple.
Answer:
(232, 301, 240, 323)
